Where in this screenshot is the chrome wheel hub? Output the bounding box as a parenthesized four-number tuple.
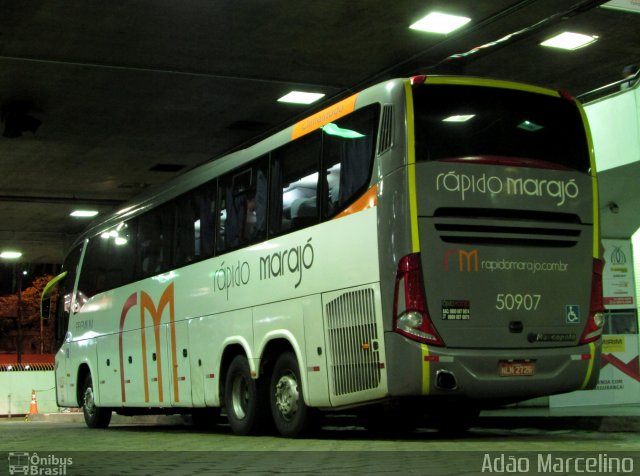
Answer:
(231, 376, 249, 420)
(84, 386, 96, 417)
(275, 374, 299, 421)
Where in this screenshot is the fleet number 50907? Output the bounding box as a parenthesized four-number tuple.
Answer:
(495, 293, 541, 311)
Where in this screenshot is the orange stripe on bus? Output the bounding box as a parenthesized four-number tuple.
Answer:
(291, 94, 358, 140)
(333, 184, 377, 219)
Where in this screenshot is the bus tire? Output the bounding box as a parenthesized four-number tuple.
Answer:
(270, 351, 312, 438)
(81, 374, 112, 429)
(224, 355, 269, 435)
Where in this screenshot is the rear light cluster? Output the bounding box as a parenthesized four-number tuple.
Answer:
(410, 75, 428, 86)
(580, 258, 605, 344)
(393, 253, 444, 346)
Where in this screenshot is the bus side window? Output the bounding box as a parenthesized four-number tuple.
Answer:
(138, 203, 174, 278)
(218, 157, 267, 252)
(321, 105, 379, 218)
(269, 132, 321, 236)
(174, 182, 216, 267)
(55, 245, 82, 347)
(77, 220, 136, 305)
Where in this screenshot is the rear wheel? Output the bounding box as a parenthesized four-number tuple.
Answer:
(270, 352, 313, 438)
(81, 374, 112, 429)
(224, 355, 269, 435)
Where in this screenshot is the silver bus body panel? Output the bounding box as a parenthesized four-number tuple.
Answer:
(417, 161, 594, 349)
(385, 332, 601, 399)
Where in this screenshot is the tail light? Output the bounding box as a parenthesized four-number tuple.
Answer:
(393, 253, 444, 346)
(410, 75, 428, 86)
(580, 258, 605, 344)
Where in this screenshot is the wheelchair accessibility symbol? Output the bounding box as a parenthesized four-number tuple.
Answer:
(565, 305, 581, 324)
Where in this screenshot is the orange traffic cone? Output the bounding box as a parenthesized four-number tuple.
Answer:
(29, 389, 38, 415)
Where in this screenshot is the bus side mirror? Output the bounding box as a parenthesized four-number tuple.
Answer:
(40, 271, 68, 321)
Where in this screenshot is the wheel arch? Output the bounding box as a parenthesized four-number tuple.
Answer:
(76, 362, 92, 407)
(218, 342, 250, 403)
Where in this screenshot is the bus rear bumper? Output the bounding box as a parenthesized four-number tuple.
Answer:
(385, 332, 602, 401)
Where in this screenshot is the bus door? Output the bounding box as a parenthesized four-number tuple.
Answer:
(42, 244, 84, 407)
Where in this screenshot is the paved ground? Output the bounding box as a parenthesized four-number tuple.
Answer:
(1, 408, 639, 475)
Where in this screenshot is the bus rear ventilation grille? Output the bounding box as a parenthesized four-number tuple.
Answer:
(377, 105, 393, 155)
(433, 207, 582, 224)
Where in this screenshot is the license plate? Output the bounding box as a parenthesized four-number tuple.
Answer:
(499, 360, 535, 377)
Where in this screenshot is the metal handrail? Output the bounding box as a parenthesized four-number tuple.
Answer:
(577, 68, 640, 104)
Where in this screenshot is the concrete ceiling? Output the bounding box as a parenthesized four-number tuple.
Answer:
(1, 0, 639, 263)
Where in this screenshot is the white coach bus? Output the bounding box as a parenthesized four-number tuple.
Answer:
(42, 76, 604, 437)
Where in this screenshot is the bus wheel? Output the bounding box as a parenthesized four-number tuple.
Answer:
(81, 374, 112, 429)
(270, 352, 312, 438)
(224, 355, 269, 435)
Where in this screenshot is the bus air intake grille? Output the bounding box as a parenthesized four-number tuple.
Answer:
(433, 209, 583, 248)
(325, 288, 381, 396)
(377, 105, 393, 155)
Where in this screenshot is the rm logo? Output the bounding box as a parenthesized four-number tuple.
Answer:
(444, 249, 479, 272)
(118, 283, 179, 403)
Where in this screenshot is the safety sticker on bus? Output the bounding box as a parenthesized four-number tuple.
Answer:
(442, 300, 470, 320)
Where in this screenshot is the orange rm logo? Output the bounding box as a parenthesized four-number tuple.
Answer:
(444, 249, 479, 273)
(118, 283, 179, 404)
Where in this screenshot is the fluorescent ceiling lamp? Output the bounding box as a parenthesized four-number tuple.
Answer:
(443, 114, 475, 123)
(410, 12, 471, 34)
(70, 210, 99, 218)
(0, 251, 22, 259)
(540, 32, 598, 50)
(278, 91, 325, 105)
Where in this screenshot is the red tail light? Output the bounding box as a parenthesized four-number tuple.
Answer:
(558, 89, 576, 102)
(410, 75, 428, 86)
(580, 258, 605, 344)
(393, 253, 444, 346)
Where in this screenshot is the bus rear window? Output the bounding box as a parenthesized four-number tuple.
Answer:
(413, 84, 590, 172)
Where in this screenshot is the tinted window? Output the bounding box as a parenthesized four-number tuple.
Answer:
(77, 220, 136, 302)
(55, 245, 82, 347)
(138, 203, 174, 278)
(218, 157, 268, 252)
(413, 84, 590, 172)
(270, 132, 321, 235)
(321, 104, 379, 218)
(174, 182, 216, 267)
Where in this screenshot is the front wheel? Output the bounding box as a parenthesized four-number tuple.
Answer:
(81, 374, 112, 429)
(270, 352, 313, 438)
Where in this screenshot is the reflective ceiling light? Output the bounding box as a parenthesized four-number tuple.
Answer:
(409, 12, 471, 34)
(278, 91, 325, 105)
(0, 251, 22, 259)
(321, 123, 365, 138)
(70, 210, 99, 218)
(443, 114, 476, 122)
(540, 32, 599, 50)
(518, 120, 544, 132)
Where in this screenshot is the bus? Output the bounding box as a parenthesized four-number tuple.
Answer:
(42, 76, 604, 437)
